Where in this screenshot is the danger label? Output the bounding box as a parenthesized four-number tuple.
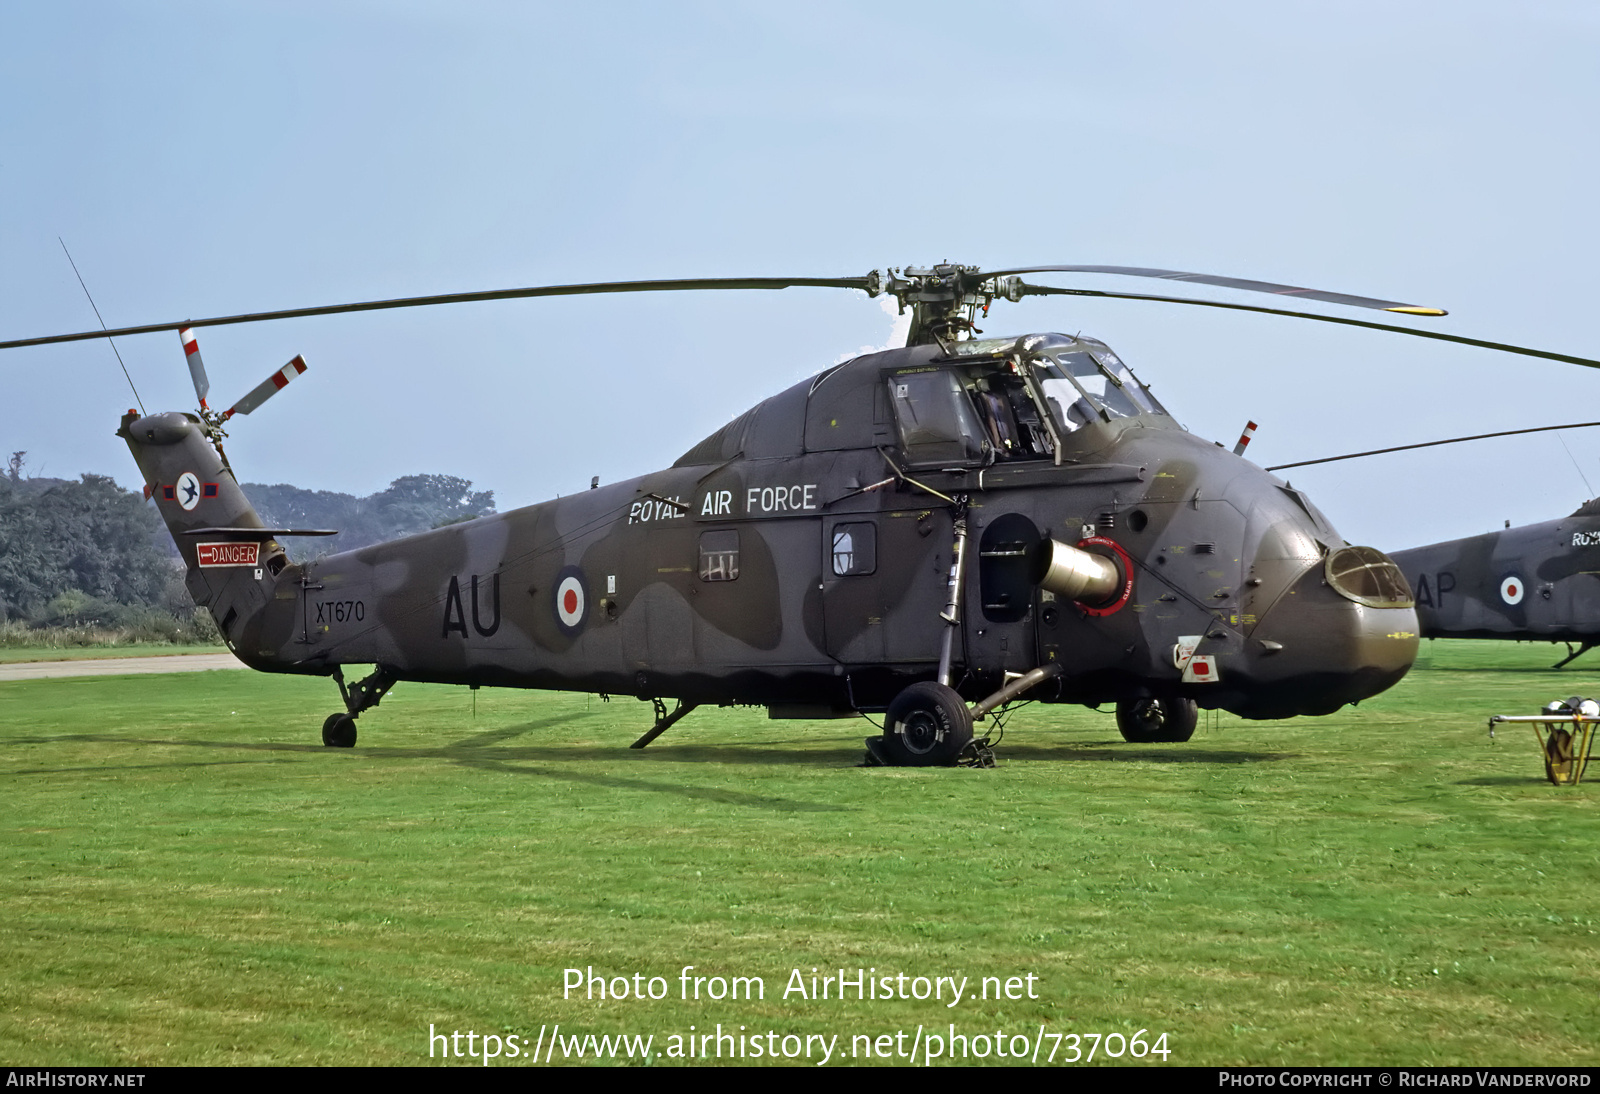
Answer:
(196, 542, 259, 568)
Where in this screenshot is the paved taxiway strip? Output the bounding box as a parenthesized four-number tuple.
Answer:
(0, 654, 248, 681)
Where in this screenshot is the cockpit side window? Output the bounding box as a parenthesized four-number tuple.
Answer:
(971, 373, 1056, 461)
(887, 370, 987, 467)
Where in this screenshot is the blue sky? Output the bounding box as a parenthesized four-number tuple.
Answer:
(4, 2, 1599, 550)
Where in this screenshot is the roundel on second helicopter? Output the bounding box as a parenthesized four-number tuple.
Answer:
(1500, 574, 1526, 606)
(554, 566, 588, 635)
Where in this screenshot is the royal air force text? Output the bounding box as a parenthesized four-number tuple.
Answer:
(628, 485, 819, 525)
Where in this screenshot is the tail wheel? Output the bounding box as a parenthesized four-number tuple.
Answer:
(322, 713, 357, 748)
(883, 682, 974, 766)
(1116, 697, 1197, 743)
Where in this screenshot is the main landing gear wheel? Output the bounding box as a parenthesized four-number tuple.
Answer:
(1116, 697, 1197, 743)
(882, 682, 974, 766)
(322, 713, 357, 748)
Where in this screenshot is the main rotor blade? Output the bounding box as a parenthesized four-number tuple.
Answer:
(1020, 285, 1600, 370)
(990, 264, 1446, 315)
(0, 275, 874, 350)
(1266, 421, 1600, 472)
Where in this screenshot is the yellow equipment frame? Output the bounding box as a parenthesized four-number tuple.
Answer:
(1487, 713, 1598, 785)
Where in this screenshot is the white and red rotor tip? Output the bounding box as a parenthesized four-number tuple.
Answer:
(179, 327, 210, 408)
(224, 355, 308, 419)
(1232, 420, 1258, 457)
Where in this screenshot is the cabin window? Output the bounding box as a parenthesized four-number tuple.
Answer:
(698, 530, 740, 582)
(887, 371, 986, 466)
(831, 522, 877, 576)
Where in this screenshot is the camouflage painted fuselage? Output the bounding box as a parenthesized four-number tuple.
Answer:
(1392, 499, 1600, 643)
(123, 333, 1419, 720)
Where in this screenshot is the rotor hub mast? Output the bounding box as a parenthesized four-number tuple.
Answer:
(868, 265, 1024, 346)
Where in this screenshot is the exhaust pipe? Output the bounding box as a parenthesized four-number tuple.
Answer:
(1035, 538, 1120, 605)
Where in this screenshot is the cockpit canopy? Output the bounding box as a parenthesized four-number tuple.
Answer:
(891, 333, 1168, 468)
(674, 332, 1169, 469)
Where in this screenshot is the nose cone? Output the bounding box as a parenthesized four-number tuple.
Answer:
(1223, 547, 1419, 719)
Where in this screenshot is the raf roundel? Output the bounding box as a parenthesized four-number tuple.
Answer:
(553, 566, 588, 636)
(1500, 575, 1525, 606)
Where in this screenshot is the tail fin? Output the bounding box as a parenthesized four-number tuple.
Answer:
(118, 409, 290, 653)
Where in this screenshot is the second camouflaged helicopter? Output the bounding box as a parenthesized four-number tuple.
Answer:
(12, 263, 1593, 764)
(1261, 422, 1600, 669)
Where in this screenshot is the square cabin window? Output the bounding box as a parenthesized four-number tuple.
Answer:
(831, 522, 877, 576)
(699, 529, 740, 582)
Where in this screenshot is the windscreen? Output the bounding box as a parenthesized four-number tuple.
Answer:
(1034, 349, 1161, 434)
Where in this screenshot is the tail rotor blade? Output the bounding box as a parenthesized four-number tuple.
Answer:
(179, 327, 210, 408)
(223, 354, 307, 419)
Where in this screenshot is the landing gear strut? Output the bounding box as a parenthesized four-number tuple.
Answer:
(1554, 640, 1597, 669)
(631, 698, 698, 749)
(322, 666, 398, 748)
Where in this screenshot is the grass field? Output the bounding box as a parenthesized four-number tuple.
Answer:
(2, 639, 1597, 1067)
(0, 644, 224, 664)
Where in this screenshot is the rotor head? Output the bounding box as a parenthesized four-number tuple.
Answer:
(867, 264, 1025, 346)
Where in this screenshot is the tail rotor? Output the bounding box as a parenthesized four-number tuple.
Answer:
(177, 328, 308, 434)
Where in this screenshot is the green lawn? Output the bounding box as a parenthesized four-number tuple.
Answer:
(1, 639, 1596, 1066)
(0, 644, 226, 664)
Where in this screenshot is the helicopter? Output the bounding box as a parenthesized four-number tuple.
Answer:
(8, 263, 1597, 765)
(1391, 500, 1600, 669)
(1259, 423, 1600, 670)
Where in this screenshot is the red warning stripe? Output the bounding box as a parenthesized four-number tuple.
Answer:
(270, 356, 307, 389)
(222, 354, 308, 419)
(1233, 420, 1258, 457)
